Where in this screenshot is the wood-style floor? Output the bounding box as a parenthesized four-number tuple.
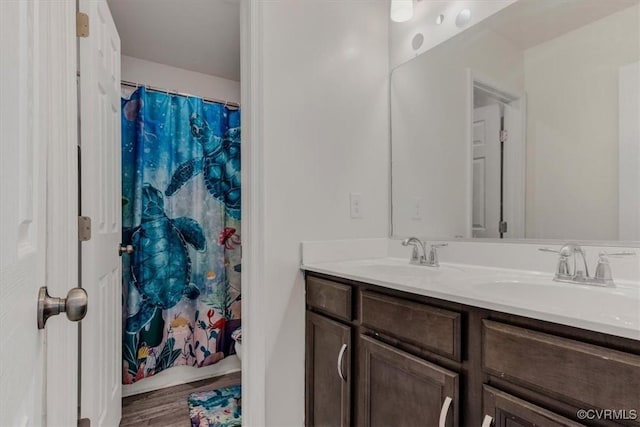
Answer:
(120, 371, 241, 427)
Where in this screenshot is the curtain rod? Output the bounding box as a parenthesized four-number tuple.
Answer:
(121, 80, 240, 109)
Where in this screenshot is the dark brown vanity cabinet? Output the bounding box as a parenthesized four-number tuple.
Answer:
(305, 276, 354, 426)
(305, 273, 640, 427)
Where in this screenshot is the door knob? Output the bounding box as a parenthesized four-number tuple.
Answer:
(119, 244, 134, 256)
(37, 287, 88, 329)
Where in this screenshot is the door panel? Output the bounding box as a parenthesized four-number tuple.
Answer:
(482, 386, 584, 427)
(0, 1, 48, 424)
(306, 311, 351, 427)
(359, 335, 459, 427)
(79, 0, 122, 425)
(472, 104, 501, 238)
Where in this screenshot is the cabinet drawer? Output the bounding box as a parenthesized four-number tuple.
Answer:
(482, 385, 584, 427)
(360, 291, 462, 361)
(483, 320, 640, 415)
(306, 276, 352, 321)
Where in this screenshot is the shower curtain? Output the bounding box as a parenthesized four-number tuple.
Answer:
(121, 87, 241, 384)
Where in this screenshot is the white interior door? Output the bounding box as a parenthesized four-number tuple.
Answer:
(472, 104, 501, 238)
(79, 0, 122, 425)
(1, 1, 78, 426)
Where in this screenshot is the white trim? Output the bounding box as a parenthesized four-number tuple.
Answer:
(45, 1, 79, 425)
(240, 0, 267, 425)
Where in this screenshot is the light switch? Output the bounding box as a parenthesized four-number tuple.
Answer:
(350, 193, 363, 219)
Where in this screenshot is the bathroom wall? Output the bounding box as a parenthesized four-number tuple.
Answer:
(258, 1, 390, 424)
(121, 55, 240, 104)
(523, 4, 640, 240)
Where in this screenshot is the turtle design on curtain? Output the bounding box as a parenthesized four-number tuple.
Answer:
(121, 87, 241, 384)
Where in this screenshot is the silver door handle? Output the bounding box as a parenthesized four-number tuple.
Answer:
(337, 343, 347, 381)
(37, 286, 88, 329)
(119, 244, 134, 256)
(439, 396, 453, 427)
(481, 415, 493, 427)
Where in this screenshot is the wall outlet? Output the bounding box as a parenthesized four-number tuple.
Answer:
(350, 193, 363, 219)
(411, 196, 423, 220)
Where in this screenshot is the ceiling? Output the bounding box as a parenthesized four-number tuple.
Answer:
(485, 0, 639, 50)
(107, 0, 240, 81)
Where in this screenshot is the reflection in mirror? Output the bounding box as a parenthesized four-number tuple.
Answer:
(391, 0, 640, 243)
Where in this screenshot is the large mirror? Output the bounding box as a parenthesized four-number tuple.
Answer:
(390, 0, 640, 243)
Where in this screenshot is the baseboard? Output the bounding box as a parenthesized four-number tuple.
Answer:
(122, 355, 241, 397)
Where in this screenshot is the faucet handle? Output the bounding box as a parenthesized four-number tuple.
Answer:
(538, 247, 560, 254)
(599, 251, 636, 258)
(539, 247, 571, 278)
(594, 251, 634, 285)
(427, 243, 447, 266)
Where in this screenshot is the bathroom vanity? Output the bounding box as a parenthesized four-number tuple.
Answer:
(303, 267, 640, 427)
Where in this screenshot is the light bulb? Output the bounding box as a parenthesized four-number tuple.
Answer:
(390, 0, 414, 23)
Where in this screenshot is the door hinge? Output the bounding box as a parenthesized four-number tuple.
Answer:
(76, 12, 89, 38)
(78, 216, 92, 241)
(500, 130, 508, 143)
(78, 418, 90, 427)
(499, 221, 508, 234)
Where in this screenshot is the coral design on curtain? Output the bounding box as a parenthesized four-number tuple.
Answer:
(121, 87, 241, 384)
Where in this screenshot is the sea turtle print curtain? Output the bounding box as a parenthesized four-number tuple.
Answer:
(121, 87, 241, 384)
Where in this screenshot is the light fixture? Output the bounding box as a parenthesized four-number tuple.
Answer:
(390, 0, 414, 23)
(455, 8, 471, 27)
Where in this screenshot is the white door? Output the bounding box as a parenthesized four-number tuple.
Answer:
(79, 0, 123, 425)
(1, 1, 79, 426)
(472, 104, 501, 238)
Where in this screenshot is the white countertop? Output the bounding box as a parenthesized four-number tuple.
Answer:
(301, 257, 640, 341)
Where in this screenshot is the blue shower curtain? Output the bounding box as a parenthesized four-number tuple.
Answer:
(121, 87, 241, 384)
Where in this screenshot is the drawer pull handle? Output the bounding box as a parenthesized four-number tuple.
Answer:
(337, 343, 347, 381)
(439, 396, 453, 427)
(481, 415, 493, 427)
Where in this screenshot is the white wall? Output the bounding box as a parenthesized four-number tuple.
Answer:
(121, 55, 240, 104)
(524, 4, 640, 240)
(258, 1, 390, 424)
(391, 25, 524, 238)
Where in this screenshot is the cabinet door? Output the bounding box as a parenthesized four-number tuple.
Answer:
(359, 335, 459, 427)
(306, 311, 351, 427)
(482, 386, 584, 427)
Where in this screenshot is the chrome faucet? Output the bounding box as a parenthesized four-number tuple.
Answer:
(402, 238, 447, 267)
(539, 243, 635, 287)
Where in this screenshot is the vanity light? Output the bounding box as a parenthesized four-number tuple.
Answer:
(390, 0, 414, 23)
(455, 8, 471, 27)
(436, 14, 444, 25)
